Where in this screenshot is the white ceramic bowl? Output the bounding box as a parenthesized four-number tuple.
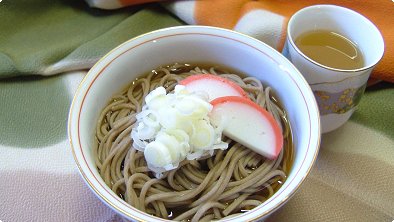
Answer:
(68, 26, 321, 221)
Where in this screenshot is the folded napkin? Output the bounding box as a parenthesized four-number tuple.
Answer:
(88, 0, 394, 83)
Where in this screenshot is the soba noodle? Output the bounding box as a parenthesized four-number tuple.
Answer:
(94, 64, 293, 221)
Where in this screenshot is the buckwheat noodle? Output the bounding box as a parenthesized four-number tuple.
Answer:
(94, 64, 293, 222)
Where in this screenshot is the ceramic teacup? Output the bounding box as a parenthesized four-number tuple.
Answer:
(282, 5, 384, 133)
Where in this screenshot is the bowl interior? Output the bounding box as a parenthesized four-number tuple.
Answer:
(69, 26, 320, 221)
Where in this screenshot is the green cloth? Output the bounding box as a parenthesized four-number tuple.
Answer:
(351, 82, 394, 139)
(0, 0, 183, 77)
(0, 75, 70, 147)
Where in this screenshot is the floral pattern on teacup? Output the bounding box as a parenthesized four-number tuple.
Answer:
(314, 83, 366, 115)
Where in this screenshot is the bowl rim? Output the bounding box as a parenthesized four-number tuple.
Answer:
(68, 25, 321, 222)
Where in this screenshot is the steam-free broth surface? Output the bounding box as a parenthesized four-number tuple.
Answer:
(295, 30, 364, 70)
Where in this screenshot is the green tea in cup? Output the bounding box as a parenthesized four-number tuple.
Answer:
(295, 30, 364, 70)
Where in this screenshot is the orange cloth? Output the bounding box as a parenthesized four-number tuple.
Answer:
(194, 0, 393, 83)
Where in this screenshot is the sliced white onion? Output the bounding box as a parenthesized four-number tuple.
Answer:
(186, 150, 205, 160)
(175, 98, 198, 116)
(157, 107, 180, 129)
(213, 141, 229, 150)
(145, 87, 166, 104)
(144, 141, 172, 168)
(135, 123, 155, 140)
(130, 85, 229, 178)
(174, 84, 187, 94)
(131, 129, 148, 151)
(155, 131, 183, 162)
(147, 96, 169, 111)
(143, 112, 159, 128)
(190, 119, 215, 150)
